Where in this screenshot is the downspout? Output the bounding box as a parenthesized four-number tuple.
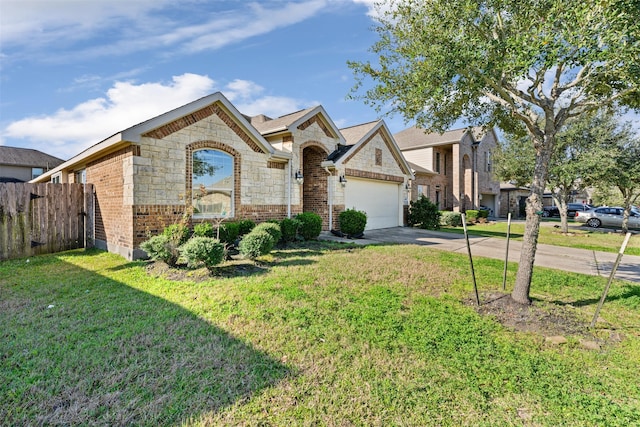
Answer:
(324, 166, 333, 230)
(287, 161, 292, 218)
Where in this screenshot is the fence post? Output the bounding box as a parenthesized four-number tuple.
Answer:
(84, 184, 95, 249)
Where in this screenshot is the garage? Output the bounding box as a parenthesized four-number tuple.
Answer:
(344, 178, 402, 230)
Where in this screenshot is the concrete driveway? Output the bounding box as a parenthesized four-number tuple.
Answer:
(320, 227, 640, 284)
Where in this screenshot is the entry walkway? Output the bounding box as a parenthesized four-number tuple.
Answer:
(320, 227, 640, 283)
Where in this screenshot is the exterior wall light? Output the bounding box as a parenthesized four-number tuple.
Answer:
(294, 169, 304, 185)
(339, 175, 347, 187)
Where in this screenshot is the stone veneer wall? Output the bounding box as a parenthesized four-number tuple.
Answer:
(134, 103, 289, 208)
(342, 129, 407, 180)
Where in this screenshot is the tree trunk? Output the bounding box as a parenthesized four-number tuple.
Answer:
(558, 195, 570, 234)
(511, 135, 554, 305)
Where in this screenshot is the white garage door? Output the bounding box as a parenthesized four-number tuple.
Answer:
(344, 178, 401, 230)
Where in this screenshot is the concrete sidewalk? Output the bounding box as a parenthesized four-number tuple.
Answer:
(320, 227, 640, 283)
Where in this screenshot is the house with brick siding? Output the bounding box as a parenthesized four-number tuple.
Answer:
(32, 92, 412, 259)
(394, 126, 500, 216)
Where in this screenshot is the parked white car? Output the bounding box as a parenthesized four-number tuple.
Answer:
(575, 206, 640, 229)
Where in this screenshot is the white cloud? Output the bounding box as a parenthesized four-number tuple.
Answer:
(3, 73, 215, 159)
(1, 0, 334, 62)
(2, 73, 314, 159)
(0, 0, 171, 46)
(234, 95, 312, 118)
(220, 80, 314, 118)
(224, 80, 266, 102)
(350, 0, 386, 18)
(185, 1, 328, 53)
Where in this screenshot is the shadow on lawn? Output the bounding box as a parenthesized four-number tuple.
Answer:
(550, 283, 640, 308)
(446, 228, 525, 239)
(0, 254, 291, 426)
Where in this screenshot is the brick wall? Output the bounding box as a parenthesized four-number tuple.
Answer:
(87, 147, 135, 250)
(302, 145, 330, 230)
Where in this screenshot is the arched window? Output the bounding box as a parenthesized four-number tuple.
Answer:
(191, 149, 234, 217)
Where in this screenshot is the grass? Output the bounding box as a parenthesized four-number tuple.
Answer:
(1, 244, 639, 426)
(439, 220, 640, 256)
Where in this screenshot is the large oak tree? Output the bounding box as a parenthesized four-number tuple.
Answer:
(349, 0, 640, 304)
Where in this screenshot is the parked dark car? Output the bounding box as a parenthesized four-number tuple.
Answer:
(542, 203, 593, 218)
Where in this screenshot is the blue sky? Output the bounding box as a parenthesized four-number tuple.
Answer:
(1, 0, 638, 162)
(1, 0, 409, 160)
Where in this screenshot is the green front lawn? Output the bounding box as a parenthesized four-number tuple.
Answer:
(440, 221, 640, 256)
(1, 245, 639, 425)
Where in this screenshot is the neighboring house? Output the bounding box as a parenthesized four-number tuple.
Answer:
(499, 183, 531, 218)
(32, 92, 412, 260)
(394, 126, 501, 215)
(0, 146, 64, 183)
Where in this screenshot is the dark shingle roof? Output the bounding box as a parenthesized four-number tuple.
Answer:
(326, 144, 353, 162)
(0, 146, 65, 167)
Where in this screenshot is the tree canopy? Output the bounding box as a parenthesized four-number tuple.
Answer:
(494, 110, 634, 233)
(349, 0, 640, 304)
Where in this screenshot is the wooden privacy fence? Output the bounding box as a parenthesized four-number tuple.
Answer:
(0, 183, 94, 260)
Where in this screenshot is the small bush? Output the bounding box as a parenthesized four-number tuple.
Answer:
(478, 209, 489, 219)
(280, 218, 301, 243)
(140, 235, 180, 266)
(180, 237, 225, 270)
(162, 223, 191, 246)
(192, 222, 215, 238)
(237, 219, 256, 236)
(407, 195, 441, 230)
(253, 222, 282, 244)
(296, 212, 323, 240)
(339, 209, 367, 237)
(465, 210, 479, 223)
(440, 211, 463, 227)
(239, 230, 275, 259)
(219, 222, 240, 245)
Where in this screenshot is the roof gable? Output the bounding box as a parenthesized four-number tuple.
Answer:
(249, 105, 344, 141)
(332, 120, 412, 176)
(127, 92, 274, 154)
(32, 92, 282, 182)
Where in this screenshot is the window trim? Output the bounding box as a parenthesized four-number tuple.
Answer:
(31, 167, 44, 180)
(191, 148, 235, 219)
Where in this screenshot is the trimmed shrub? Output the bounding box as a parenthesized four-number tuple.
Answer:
(280, 218, 301, 243)
(253, 222, 282, 244)
(296, 212, 323, 240)
(162, 223, 191, 246)
(140, 234, 180, 266)
(407, 195, 441, 230)
(339, 208, 367, 237)
(478, 209, 489, 219)
(440, 211, 463, 227)
(239, 230, 275, 259)
(465, 210, 479, 223)
(219, 222, 240, 245)
(193, 222, 215, 238)
(180, 237, 225, 270)
(237, 219, 256, 236)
